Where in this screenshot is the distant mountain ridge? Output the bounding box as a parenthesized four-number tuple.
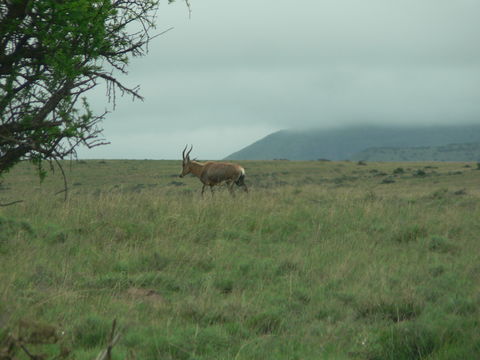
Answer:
(225, 124, 480, 161)
(352, 142, 480, 162)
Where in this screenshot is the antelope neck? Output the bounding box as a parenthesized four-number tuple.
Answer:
(189, 161, 205, 178)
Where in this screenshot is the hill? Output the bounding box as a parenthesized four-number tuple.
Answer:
(225, 124, 480, 160)
(352, 142, 480, 161)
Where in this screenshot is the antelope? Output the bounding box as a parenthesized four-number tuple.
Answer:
(179, 145, 248, 196)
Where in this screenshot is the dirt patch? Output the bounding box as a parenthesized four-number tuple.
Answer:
(125, 287, 166, 308)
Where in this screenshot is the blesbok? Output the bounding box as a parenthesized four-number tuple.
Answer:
(179, 145, 248, 196)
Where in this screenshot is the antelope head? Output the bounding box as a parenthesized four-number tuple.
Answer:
(179, 145, 193, 177)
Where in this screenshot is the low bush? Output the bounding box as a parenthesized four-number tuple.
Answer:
(392, 225, 428, 243)
(367, 322, 437, 360)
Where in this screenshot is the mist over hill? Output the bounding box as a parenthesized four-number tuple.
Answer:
(225, 124, 480, 161)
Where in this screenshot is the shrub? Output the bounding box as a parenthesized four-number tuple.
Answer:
(414, 169, 427, 177)
(0, 217, 34, 242)
(214, 278, 234, 294)
(381, 177, 395, 184)
(428, 236, 457, 254)
(275, 260, 300, 276)
(367, 322, 437, 360)
(453, 188, 467, 196)
(392, 225, 428, 243)
(247, 310, 285, 335)
(356, 300, 422, 322)
(73, 315, 111, 348)
(430, 188, 449, 199)
(363, 190, 379, 201)
(444, 296, 477, 316)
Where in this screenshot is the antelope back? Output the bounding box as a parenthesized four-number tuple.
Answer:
(203, 162, 243, 183)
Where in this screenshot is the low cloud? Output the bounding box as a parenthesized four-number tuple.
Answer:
(84, 0, 480, 159)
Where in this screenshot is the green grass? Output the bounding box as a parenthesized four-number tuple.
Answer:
(1, 160, 480, 359)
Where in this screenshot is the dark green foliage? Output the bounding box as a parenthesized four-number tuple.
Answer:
(0, 216, 34, 252)
(0, 216, 34, 237)
(214, 278, 234, 294)
(0, 0, 160, 176)
(138, 252, 171, 271)
(133, 325, 232, 360)
(428, 236, 457, 254)
(414, 169, 427, 177)
(275, 260, 300, 276)
(393, 167, 405, 174)
(73, 315, 111, 348)
(247, 310, 285, 334)
(430, 188, 449, 199)
(356, 300, 422, 322)
(444, 296, 478, 316)
(368, 322, 437, 360)
(381, 177, 395, 184)
(392, 225, 428, 243)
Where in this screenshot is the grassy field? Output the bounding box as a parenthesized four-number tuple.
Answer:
(1, 159, 480, 359)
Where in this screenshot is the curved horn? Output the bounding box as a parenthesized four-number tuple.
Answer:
(182, 144, 188, 160)
(186, 145, 193, 159)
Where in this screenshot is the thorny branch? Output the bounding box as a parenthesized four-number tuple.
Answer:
(185, 0, 192, 18)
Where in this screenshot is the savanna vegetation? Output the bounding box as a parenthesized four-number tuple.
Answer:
(1, 159, 480, 359)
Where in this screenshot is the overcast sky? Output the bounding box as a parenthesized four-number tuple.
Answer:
(78, 0, 480, 160)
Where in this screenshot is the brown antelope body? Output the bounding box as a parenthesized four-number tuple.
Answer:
(179, 145, 248, 196)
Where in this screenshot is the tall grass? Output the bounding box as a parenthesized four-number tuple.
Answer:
(1, 160, 479, 359)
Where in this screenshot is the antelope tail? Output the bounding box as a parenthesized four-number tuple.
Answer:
(235, 173, 246, 186)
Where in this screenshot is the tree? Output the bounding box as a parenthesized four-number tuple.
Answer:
(0, 0, 179, 177)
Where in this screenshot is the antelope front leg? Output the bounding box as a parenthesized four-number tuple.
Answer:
(201, 184, 206, 197)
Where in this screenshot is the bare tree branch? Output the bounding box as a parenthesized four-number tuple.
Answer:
(0, 200, 24, 207)
(95, 319, 122, 360)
